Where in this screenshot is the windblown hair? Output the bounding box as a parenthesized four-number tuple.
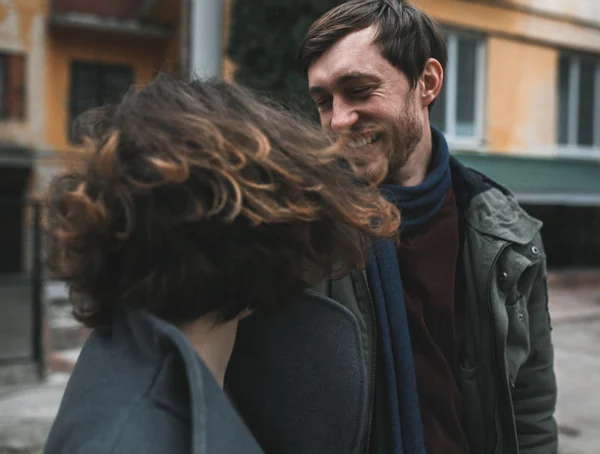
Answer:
(44, 75, 399, 328)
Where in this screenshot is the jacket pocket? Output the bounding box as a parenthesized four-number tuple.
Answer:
(505, 295, 531, 386)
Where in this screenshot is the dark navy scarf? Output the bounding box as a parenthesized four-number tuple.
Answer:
(367, 128, 450, 453)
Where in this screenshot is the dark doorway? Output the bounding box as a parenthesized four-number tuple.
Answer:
(0, 166, 31, 274)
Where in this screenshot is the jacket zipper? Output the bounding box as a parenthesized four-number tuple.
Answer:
(361, 269, 377, 454)
(486, 243, 509, 454)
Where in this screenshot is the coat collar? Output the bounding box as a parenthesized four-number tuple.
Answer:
(124, 309, 263, 454)
(450, 156, 542, 245)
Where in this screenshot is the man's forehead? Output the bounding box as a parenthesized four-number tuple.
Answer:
(327, 26, 378, 57)
(308, 27, 382, 88)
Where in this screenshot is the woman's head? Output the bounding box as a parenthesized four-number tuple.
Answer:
(44, 75, 399, 327)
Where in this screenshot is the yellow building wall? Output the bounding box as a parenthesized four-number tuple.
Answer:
(500, 0, 600, 25)
(44, 28, 170, 153)
(486, 38, 558, 154)
(412, 0, 600, 53)
(0, 0, 181, 154)
(147, 0, 181, 76)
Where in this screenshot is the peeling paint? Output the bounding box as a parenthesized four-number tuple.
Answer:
(504, 0, 600, 27)
(413, 0, 600, 54)
(0, 0, 22, 52)
(0, 0, 35, 148)
(0, 1, 45, 150)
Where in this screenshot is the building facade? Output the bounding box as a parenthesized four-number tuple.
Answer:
(406, 0, 600, 269)
(0, 0, 183, 375)
(223, 0, 600, 269)
(1, 0, 599, 376)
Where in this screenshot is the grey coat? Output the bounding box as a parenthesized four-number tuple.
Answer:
(44, 309, 263, 454)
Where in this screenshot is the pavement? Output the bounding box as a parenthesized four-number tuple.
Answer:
(0, 374, 68, 454)
(551, 286, 600, 454)
(0, 283, 600, 453)
(0, 275, 34, 361)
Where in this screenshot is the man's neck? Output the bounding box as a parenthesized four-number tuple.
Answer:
(179, 314, 239, 389)
(387, 127, 433, 187)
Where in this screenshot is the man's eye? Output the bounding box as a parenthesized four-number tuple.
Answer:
(350, 87, 371, 97)
(315, 99, 332, 111)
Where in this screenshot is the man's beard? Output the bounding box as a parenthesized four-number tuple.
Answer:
(387, 99, 423, 174)
(334, 100, 423, 185)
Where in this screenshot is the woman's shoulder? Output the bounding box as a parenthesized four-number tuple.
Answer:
(45, 311, 262, 453)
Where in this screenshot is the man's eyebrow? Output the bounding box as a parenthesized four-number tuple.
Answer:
(337, 72, 379, 84)
(309, 72, 380, 95)
(308, 85, 327, 96)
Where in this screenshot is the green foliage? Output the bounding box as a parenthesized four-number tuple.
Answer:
(227, 0, 344, 119)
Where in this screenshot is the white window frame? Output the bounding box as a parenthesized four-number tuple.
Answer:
(437, 30, 487, 152)
(557, 53, 600, 158)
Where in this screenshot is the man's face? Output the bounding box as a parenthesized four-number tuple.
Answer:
(307, 26, 424, 183)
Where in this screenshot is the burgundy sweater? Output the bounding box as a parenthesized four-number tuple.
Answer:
(396, 186, 471, 454)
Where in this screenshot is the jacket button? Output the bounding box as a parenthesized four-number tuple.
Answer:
(531, 246, 540, 255)
(499, 272, 508, 281)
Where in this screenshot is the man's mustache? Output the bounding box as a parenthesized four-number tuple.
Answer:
(326, 125, 389, 186)
(328, 122, 385, 141)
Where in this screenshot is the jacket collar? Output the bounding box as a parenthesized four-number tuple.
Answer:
(450, 156, 542, 245)
(124, 309, 262, 454)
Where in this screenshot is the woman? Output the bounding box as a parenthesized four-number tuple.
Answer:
(42, 75, 399, 454)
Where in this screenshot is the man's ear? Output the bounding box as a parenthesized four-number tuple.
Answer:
(419, 58, 444, 110)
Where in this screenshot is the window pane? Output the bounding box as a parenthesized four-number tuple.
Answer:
(68, 62, 134, 143)
(455, 37, 477, 137)
(100, 66, 133, 106)
(70, 62, 100, 122)
(430, 77, 446, 132)
(557, 56, 571, 145)
(5, 54, 25, 120)
(577, 59, 596, 146)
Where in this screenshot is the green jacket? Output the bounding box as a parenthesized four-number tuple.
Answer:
(315, 157, 558, 453)
(226, 157, 557, 454)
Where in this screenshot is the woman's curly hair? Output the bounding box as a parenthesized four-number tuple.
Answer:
(43, 74, 400, 327)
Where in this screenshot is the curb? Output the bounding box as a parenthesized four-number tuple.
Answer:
(552, 311, 600, 326)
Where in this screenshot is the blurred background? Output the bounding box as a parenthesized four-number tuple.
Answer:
(0, 0, 598, 453)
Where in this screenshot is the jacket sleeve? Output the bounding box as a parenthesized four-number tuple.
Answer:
(512, 236, 558, 454)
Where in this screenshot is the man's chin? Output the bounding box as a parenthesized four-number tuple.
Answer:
(355, 161, 388, 186)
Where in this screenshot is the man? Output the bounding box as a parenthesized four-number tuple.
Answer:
(226, 1, 557, 453)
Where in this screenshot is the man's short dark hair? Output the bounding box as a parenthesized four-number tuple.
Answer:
(298, 0, 447, 91)
(43, 75, 399, 328)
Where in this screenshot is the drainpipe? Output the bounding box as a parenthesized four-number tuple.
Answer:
(187, 0, 222, 80)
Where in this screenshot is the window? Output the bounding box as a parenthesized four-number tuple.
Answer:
(68, 61, 134, 142)
(557, 53, 600, 149)
(430, 31, 486, 144)
(0, 53, 26, 121)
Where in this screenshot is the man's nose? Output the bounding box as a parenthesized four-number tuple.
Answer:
(330, 102, 359, 132)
